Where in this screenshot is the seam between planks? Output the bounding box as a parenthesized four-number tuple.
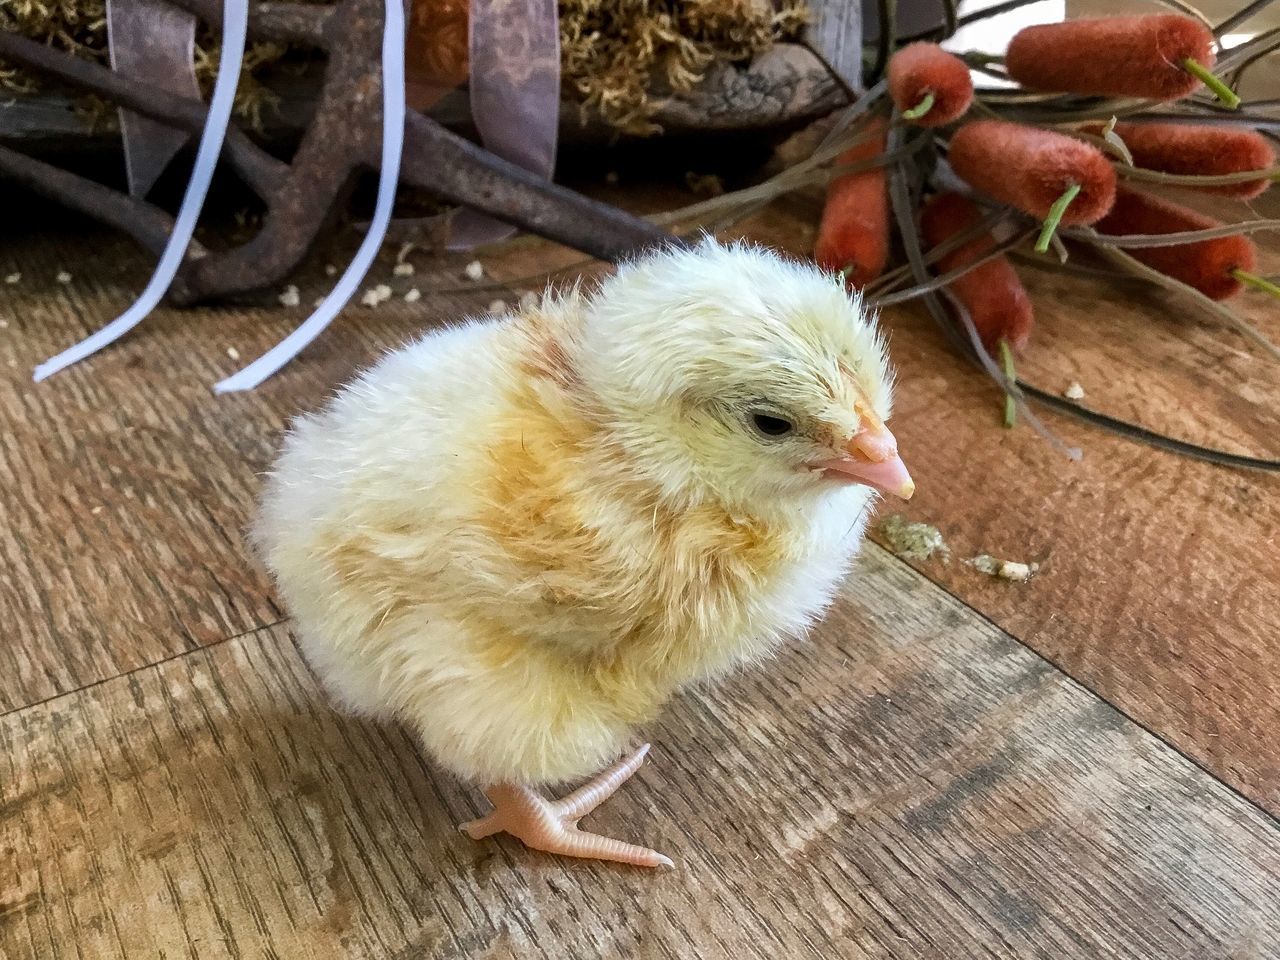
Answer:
(0, 616, 290, 723)
(868, 541, 1280, 833)
(9, 539, 1280, 839)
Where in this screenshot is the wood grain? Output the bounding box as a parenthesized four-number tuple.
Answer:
(0, 218, 501, 713)
(5, 546, 1280, 959)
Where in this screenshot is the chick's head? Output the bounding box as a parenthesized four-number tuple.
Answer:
(575, 239, 913, 508)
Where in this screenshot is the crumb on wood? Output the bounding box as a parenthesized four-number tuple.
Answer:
(277, 285, 301, 308)
(395, 242, 415, 265)
(879, 514, 949, 563)
(488, 298, 508, 315)
(968, 553, 1039, 582)
(393, 262, 415, 277)
(56, 270, 72, 284)
(0, 319, 8, 329)
(362, 284, 393, 307)
(404, 288, 421, 303)
(324, 264, 338, 277)
(226, 346, 240, 361)
(1064, 381, 1085, 400)
(465, 260, 485, 282)
(4, 272, 20, 284)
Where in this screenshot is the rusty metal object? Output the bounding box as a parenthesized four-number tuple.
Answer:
(0, 0, 672, 304)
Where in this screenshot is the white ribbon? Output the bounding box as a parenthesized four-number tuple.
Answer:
(34, 0, 248, 383)
(214, 0, 407, 393)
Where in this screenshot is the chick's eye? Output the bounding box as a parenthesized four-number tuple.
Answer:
(750, 412, 794, 438)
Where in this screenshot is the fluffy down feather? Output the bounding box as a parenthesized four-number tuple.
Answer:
(256, 239, 899, 786)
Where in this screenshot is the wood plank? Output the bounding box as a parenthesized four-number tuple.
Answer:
(0, 216, 503, 713)
(4, 546, 1280, 959)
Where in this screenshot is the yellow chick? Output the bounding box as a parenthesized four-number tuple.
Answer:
(256, 238, 913, 868)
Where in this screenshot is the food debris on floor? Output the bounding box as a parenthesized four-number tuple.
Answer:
(56, 270, 72, 284)
(226, 346, 240, 360)
(488, 298, 507, 314)
(4, 272, 20, 284)
(969, 553, 1040, 582)
(879, 514, 949, 562)
(1064, 381, 1086, 400)
(278, 285, 301, 307)
(393, 262, 415, 277)
(404, 288, 421, 303)
(465, 260, 485, 282)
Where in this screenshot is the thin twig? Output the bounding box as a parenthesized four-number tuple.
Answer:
(1089, 239, 1280, 361)
(1181, 58, 1241, 108)
(1017, 382, 1280, 471)
(1035, 184, 1081, 253)
(1213, 0, 1278, 37)
(870, 231, 1032, 307)
(898, 0, 1047, 44)
(872, 0, 897, 84)
(1153, 0, 1216, 31)
(1060, 219, 1280, 248)
(865, 207, 1010, 296)
(902, 92, 936, 121)
(1233, 269, 1280, 301)
(884, 116, 1079, 459)
(999, 340, 1017, 428)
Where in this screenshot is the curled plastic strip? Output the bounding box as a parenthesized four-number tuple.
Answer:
(214, 0, 407, 393)
(33, 0, 249, 383)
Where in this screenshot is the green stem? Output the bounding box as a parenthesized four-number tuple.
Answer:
(902, 91, 936, 121)
(1181, 58, 1242, 109)
(1035, 183, 1081, 254)
(1233, 268, 1280, 301)
(999, 339, 1017, 429)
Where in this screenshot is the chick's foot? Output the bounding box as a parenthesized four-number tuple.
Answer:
(460, 743, 672, 868)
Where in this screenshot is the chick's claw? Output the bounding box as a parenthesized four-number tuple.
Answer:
(460, 744, 672, 868)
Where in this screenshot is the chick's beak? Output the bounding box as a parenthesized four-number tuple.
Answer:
(815, 419, 915, 500)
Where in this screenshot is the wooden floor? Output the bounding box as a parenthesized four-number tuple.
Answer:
(2, 182, 1279, 959)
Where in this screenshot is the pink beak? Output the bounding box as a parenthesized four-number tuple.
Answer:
(813, 416, 915, 500)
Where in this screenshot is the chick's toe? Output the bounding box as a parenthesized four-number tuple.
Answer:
(460, 744, 672, 868)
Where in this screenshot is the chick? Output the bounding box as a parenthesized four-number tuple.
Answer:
(256, 239, 913, 867)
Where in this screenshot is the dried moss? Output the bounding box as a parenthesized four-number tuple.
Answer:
(0, 0, 108, 94)
(1, 0, 807, 134)
(0, 0, 321, 124)
(561, 0, 808, 134)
